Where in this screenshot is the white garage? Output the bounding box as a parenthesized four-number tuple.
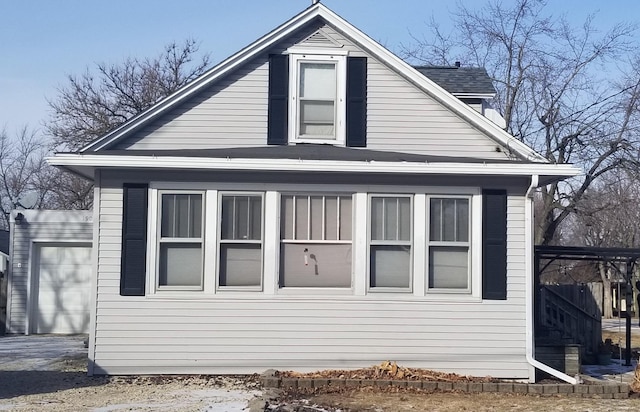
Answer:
(32, 244, 92, 334)
(6, 210, 94, 335)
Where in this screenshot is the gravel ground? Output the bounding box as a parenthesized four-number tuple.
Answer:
(2, 334, 640, 411)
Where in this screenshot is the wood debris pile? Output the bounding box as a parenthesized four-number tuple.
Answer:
(279, 361, 497, 383)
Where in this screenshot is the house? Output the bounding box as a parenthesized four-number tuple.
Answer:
(49, 3, 580, 382)
(5, 210, 93, 334)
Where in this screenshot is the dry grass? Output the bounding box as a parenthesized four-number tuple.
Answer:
(602, 330, 640, 350)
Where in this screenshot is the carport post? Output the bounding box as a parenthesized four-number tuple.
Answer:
(625, 258, 633, 366)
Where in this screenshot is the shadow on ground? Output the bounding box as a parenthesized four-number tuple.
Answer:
(0, 370, 108, 399)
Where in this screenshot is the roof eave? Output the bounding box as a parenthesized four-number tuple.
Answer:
(48, 153, 581, 182)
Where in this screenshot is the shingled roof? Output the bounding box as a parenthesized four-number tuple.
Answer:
(414, 66, 496, 96)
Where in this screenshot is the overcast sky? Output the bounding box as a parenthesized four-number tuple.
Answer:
(2, 0, 639, 135)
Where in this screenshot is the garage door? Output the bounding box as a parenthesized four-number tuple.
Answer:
(33, 244, 92, 334)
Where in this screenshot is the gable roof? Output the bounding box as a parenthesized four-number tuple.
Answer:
(414, 66, 496, 97)
(78, 2, 546, 162)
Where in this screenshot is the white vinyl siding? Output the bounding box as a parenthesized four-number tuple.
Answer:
(115, 26, 509, 160)
(90, 173, 529, 380)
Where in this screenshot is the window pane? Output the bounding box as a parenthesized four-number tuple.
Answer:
(430, 199, 442, 241)
(249, 197, 262, 240)
(161, 194, 176, 237)
(370, 245, 411, 288)
(221, 197, 233, 239)
(456, 199, 469, 242)
(300, 101, 334, 123)
(300, 63, 336, 99)
(325, 196, 338, 240)
(429, 246, 469, 289)
(310, 196, 323, 240)
(339, 196, 352, 240)
(219, 244, 261, 287)
(370, 197, 384, 240)
(235, 196, 249, 239)
(398, 197, 411, 241)
(295, 196, 308, 240)
(281, 195, 294, 240)
(442, 199, 456, 241)
(159, 243, 202, 287)
(161, 194, 201, 238)
(280, 243, 351, 287)
(384, 198, 398, 241)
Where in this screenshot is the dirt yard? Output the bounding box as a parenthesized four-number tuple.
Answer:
(3, 335, 640, 411)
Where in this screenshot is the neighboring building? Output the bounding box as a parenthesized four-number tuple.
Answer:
(49, 3, 579, 381)
(6, 210, 93, 334)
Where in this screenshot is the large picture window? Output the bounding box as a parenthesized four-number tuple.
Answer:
(428, 197, 471, 291)
(369, 196, 412, 289)
(279, 194, 352, 288)
(219, 194, 263, 288)
(157, 192, 204, 289)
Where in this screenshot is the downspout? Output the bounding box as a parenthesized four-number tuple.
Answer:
(524, 175, 579, 384)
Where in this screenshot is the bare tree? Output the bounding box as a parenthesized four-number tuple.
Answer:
(0, 127, 53, 228)
(567, 173, 640, 317)
(402, 0, 640, 245)
(47, 39, 211, 151)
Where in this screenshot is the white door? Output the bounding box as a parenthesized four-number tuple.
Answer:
(33, 244, 92, 334)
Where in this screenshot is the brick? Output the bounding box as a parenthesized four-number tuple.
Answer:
(360, 380, 375, 387)
(452, 382, 469, 392)
(602, 384, 618, 394)
(296, 379, 312, 389)
(557, 384, 573, 394)
(614, 392, 629, 399)
(406, 381, 423, 389)
(588, 385, 604, 394)
(329, 379, 345, 387)
(528, 385, 544, 395)
(573, 385, 589, 394)
(618, 384, 630, 394)
(313, 379, 329, 388)
(261, 378, 280, 388)
(375, 379, 391, 388)
(422, 382, 438, 391)
(512, 383, 529, 394)
(345, 379, 361, 387)
(542, 384, 559, 394)
(468, 383, 483, 392)
(482, 383, 498, 392)
(280, 378, 298, 389)
(391, 380, 408, 388)
(567, 392, 585, 398)
(437, 382, 453, 391)
(498, 383, 513, 393)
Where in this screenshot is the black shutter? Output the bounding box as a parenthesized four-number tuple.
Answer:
(346, 56, 367, 147)
(267, 54, 289, 145)
(120, 183, 148, 296)
(482, 189, 508, 300)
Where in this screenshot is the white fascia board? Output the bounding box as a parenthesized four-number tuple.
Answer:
(48, 154, 581, 179)
(82, 4, 325, 152)
(452, 92, 496, 99)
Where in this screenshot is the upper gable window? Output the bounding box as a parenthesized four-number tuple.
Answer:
(289, 52, 346, 144)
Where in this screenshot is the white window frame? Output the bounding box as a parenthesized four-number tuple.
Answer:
(278, 192, 354, 292)
(154, 190, 205, 292)
(426, 194, 475, 295)
(288, 51, 347, 145)
(216, 192, 264, 291)
(367, 194, 414, 292)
